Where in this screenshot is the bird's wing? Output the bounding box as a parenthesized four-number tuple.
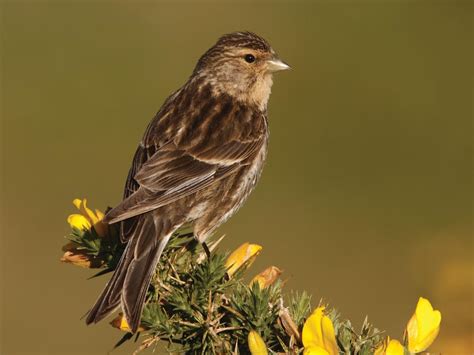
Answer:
(107, 82, 267, 224)
(105, 137, 264, 223)
(135, 138, 263, 190)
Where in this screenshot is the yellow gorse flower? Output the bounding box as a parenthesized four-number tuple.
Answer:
(225, 242, 262, 277)
(406, 297, 441, 353)
(67, 198, 107, 237)
(67, 214, 91, 230)
(250, 266, 282, 289)
(303, 346, 335, 355)
(302, 306, 338, 355)
(386, 339, 405, 355)
(248, 330, 268, 355)
(374, 337, 405, 355)
(110, 313, 145, 332)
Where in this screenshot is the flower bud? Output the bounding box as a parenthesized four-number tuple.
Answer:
(248, 330, 268, 355)
(225, 242, 262, 277)
(250, 266, 282, 288)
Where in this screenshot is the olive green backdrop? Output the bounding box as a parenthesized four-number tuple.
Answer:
(1, 1, 472, 354)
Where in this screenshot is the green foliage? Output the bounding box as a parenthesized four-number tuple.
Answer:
(288, 291, 312, 328)
(65, 224, 125, 269)
(332, 313, 384, 354)
(64, 224, 386, 354)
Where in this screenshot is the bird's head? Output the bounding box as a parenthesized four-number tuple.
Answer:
(193, 31, 290, 110)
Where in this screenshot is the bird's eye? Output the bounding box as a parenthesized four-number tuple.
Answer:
(244, 54, 256, 63)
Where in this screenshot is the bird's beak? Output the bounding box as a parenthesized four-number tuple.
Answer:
(266, 58, 291, 72)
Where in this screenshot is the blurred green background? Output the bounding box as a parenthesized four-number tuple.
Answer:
(1, 1, 472, 354)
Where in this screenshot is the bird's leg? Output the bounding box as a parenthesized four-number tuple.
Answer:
(202, 242, 211, 259)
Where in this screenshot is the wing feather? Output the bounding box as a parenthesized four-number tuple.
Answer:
(106, 88, 267, 225)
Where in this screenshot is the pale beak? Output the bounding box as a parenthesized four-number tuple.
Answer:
(266, 58, 291, 72)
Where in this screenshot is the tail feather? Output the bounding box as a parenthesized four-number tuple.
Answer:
(103, 189, 158, 225)
(85, 237, 137, 324)
(120, 217, 138, 243)
(85, 213, 179, 333)
(121, 220, 173, 330)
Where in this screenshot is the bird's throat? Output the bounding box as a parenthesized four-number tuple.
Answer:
(249, 74, 273, 111)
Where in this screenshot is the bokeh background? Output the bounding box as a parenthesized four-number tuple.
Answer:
(1, 1, 472, 354)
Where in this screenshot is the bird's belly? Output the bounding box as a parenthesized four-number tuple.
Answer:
(226, 148, 267, 216)
(202, 143, 267, 224)
(186, 140, 268, 243)
(215, 164, 262, 226)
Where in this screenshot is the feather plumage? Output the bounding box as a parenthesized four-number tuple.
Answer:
(85, 31, 288, 333)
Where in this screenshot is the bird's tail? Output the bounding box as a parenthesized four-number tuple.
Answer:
(85, 213, 180, 332)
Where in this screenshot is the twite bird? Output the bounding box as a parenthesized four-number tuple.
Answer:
(85, 31, 290, 332)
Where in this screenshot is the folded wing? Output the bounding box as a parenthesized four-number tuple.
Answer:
(105, 138, 263, 224)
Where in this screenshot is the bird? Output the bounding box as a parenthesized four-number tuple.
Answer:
(85, 31, 290, 333)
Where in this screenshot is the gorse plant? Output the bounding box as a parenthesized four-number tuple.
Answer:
(61, 199, 442, 354)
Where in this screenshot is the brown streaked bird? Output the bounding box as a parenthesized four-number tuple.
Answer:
(85, 31, 290, 332)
